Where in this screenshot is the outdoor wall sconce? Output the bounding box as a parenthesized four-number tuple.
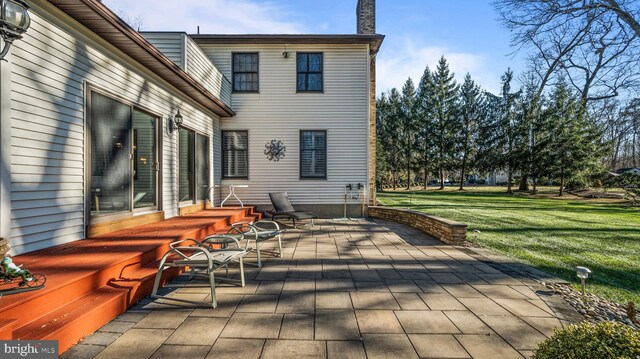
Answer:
(576, 266, 591, 295)
(0, 0, 31, 61)
(168, 109, 183, 134)
(282, 44, 289, 58)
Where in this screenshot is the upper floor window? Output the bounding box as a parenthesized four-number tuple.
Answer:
(297, 53, 323, 92)
(223, 131, 249, 179)
(232, 53, 259, 92)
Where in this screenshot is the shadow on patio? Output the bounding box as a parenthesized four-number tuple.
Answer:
(63, 219, 579, 359)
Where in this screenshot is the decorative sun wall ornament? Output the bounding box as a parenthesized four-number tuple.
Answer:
(264, 140, 286, 162)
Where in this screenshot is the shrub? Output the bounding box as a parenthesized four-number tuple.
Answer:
(533, 322, 640, 359)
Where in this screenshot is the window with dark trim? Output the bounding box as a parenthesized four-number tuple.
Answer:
(297, 53, 323, 92)
(222, 131, 248, 178)
(300, 130, 326, 178)
(232, 53, 259, 92)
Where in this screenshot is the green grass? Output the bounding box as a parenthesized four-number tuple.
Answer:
(377, 187, 640, 304)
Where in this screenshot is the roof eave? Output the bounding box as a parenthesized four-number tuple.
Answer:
(47, 0, 235, 117)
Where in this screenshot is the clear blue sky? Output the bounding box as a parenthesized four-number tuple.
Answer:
(104, 0, 527, 95)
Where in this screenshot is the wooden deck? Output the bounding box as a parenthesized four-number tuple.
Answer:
(0, 207, 260, 352)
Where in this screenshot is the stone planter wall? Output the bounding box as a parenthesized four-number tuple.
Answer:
(0, 238, 9, 258)
(368, 206, 467, 245)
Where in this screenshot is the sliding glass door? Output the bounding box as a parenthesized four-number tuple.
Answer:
(178, 128, 211, 205)
(90, 91, 158, 217)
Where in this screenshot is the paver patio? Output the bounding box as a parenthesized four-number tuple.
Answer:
(63, 219, 576, 359)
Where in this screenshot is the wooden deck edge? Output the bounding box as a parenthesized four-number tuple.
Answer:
(87, 211, 165, 238)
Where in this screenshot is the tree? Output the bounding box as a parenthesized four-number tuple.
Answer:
(498, 69, 521, 193)
(385, 89, 403, 189)
(493, 0, 640, 108)
(457, 74, 481, 190)
(400, 78, 418, 189)
(375, 93, 391, 189)
(545, 79, 603, 195)
(416, 66, 435, 189)
(431, 57, 459, 190)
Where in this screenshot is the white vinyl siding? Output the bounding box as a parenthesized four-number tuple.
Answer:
(8, 0, 220, 254)
(185, 37, 231, 105)
(142, 32, 232, 107)
(199, 43, 369, 206)
(140, 32, 185, 69)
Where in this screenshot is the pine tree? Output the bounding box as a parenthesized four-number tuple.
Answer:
(457, 73, 481, 190)
(498, 69, 521, 194)
(432, 57, 459, 190)
(416, 66, 435, 189)
(545, 78, 603, 196)
(400, 78, 418, 189)
(386, 88, 403, 190)
(375, 93, 390, 189)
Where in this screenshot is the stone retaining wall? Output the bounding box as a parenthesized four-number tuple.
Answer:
(0, 238, 9, 258)
(368, 206, 467, 245)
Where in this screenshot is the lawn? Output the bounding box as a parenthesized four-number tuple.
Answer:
(377, 187, 640, 304)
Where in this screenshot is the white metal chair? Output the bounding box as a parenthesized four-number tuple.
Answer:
(151, 235, 247, 308)
(227, 220, 285, 267)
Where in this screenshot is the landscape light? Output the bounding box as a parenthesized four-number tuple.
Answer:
(576, 266, 591, 295)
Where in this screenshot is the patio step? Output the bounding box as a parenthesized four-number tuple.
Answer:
(13, 262, 178, 352)
(0, 207, 260, 353)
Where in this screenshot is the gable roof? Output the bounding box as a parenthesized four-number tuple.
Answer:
(47, 0, 235, 117)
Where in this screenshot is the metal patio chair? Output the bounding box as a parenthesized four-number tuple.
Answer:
(227, 220, 285, 268)
(151, 235, 247, 308)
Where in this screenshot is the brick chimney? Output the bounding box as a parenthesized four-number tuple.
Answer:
(356, 0, 375, 34)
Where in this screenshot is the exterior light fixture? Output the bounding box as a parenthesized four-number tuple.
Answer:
(168, 109, 183, 134)
(576, 266, 591, 295)
(0, 0, 31, 61)
(282, 44, 289, 58)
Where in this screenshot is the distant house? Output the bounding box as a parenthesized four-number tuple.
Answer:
(0, 0, 383, 255)
(615, 168, 640, 176)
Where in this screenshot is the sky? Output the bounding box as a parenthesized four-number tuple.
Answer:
(102, 0, 528, 96)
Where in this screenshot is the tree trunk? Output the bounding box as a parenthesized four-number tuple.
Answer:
(406, 166, 411, 190)
(439, 167, 445, 190)
(506, 167, 513, 194)
(532, 177, 538, 194)
(392, 172, 397, 190)
(423, 164, 428, 190)
(519, 175, 529, 191)
(559, 168, 565, 196)
(459, 156, 467, 191)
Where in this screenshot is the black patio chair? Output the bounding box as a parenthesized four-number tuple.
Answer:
(267, 192, 318, 228)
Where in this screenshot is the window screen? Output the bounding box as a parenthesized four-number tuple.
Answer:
(300, 130, 326, 178)
(223, 131, 248, 178)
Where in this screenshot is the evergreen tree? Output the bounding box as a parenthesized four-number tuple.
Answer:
(386, 88, 403, 189)
(457, 73, 481, 190)
(545, 79, 603, 195)
(375, 93, 390, 189)
(400, 78, 418, 189)
(432, 57, 459, 189)
(498, 69, 521, 193)
(416, 66, 435, 189)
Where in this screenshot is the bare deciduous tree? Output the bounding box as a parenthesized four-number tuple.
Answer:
(493, 0, 640, 106)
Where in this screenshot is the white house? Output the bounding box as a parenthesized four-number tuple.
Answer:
(0, 0, 383, 255)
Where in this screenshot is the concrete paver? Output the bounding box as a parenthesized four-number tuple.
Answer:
(409, 334, 471, 358)
(66, 219, 569, 359)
